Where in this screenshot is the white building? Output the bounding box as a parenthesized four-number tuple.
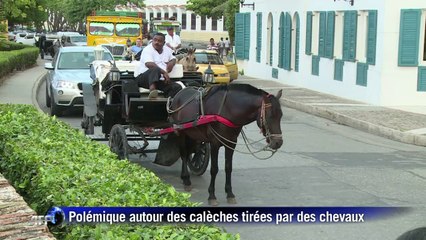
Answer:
(236, 0, 426, 106)
(117, 0, 229, 42)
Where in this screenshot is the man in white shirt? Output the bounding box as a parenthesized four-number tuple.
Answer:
(134, 32, 178, 98)
(165, 26, 181, 54)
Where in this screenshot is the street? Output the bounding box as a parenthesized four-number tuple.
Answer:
(36, 74, 426, 240)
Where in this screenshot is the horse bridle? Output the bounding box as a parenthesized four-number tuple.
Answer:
(259, 95, 283, 144)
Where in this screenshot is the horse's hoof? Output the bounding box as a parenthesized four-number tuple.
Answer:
(208, 199, 219, 206)
(227, 197, 237, 204)
(184, 185, 192, 191)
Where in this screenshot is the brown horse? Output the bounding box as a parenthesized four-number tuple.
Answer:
(177, 47, 198, 72)
(169, 84, 283, 205)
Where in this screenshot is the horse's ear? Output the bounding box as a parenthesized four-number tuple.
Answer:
(276, 89, 283, 99)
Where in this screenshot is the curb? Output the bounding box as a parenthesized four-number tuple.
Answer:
(280, 98, 426, 147)
(31, 71, 46, 114)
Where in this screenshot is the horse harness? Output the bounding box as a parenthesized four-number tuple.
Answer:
(258, 94, 283, 143)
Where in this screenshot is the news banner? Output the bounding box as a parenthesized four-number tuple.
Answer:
(34, 206, 406, 226)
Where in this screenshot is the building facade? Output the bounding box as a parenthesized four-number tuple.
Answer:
(117, 0, 229, 42)
(235, 0, 426, 106)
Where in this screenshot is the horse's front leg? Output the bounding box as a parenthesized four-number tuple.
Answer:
(224, 145, 236, 204)
(208, 144, 220, 206)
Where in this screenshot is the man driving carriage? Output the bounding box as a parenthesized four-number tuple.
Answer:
(134, 32, 183, 99)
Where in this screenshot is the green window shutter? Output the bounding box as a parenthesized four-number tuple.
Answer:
(325, 11, 335, 59)
(398, 9, 421, 66)
(318, 11, 326, 57)
(312, 55, 320, 76)
(356, 62, 368, 86)
(270, 18, 274, 66)
(295, 12, 300, 72)
(334, 59, 344, 81)
(343, 11, 357, 62)
(278, 12, 285, 68)
(256, 12, 262, 63)
(417, 67, 426, 91)
(272, 68, 279, 79)
(305, 11, 313, 55)
(366, 10, 377, 65)
(235, 13, 245, 59)
(284, 13, 292, 70)
(244, 13, 251, 60)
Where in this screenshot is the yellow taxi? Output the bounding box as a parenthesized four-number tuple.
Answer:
(194, 49, 238, 84)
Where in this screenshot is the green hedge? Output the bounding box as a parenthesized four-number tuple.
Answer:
(0, 104, 239, 240)
(0, 40, 39, 78)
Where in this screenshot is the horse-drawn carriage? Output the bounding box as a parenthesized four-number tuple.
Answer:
(80, 55, 210, 175)
(81, 48, 284, 205)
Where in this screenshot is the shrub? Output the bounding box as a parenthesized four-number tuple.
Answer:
(0, 43, 38, 77)
(0, 104, 239, 240)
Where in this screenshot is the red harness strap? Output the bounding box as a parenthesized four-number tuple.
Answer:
(159, 115, 239, 135)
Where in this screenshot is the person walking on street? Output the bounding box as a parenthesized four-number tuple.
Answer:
(165, 26, 181, 54)
(38, 32, 46, 59)
(134, 32, 179, 99)
(224, 37, 231, 56)
(218, 37, 225, 58)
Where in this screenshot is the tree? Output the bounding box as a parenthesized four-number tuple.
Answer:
(186, 0, 239, 42)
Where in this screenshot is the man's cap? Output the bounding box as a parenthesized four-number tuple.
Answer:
(167, 26, 174, 30)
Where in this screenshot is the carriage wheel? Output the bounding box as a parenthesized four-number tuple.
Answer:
(109, 124, 128, 160)
(188, 142, 210, 176)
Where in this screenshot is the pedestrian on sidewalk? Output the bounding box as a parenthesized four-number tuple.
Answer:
(218, 37, 225, 58)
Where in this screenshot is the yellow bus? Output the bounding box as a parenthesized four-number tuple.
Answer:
(86, 11, 147, 56)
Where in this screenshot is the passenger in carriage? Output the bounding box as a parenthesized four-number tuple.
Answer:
(134, 32, 182, 99)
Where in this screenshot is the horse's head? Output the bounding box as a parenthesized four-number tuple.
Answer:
(257, 90, 283, 150)
(180, 48, 198, 72)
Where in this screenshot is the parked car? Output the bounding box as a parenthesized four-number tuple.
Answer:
(68, 35, 87, 46)
(7, 32, 16, 41)
(44, 46, 114, 116)
(194, 49, 238, 84)
(15, 32, 36, 46)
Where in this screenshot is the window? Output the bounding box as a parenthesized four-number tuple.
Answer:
(182, 13, 187, 30)
(366, 10, 378, 65)
(89, 22, 113, 36)
(235, 13, 251, 60)
(324, 11, 335, 59)
(191, 14, 196, 30)
(305, 11, 313, 55)
(256, 12, 262, 63)
(195, 52, 223, 64)
(398, 9, 421, 66)
(212, 17, 218, 31)
(342, 11, 358, 62)
(201, 16, 206, 30)
(116, 23, 140, 37)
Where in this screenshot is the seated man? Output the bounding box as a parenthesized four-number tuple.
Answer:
(134, 32, 182, 99)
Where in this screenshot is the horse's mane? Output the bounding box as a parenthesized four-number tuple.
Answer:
(208, 83, 266, 97)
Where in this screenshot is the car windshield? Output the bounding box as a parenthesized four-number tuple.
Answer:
(70, 36, 87, 43)
(195, 52, 223, 65)
(58, 51, 113, 69)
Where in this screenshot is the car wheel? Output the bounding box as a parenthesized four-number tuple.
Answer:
(50, 92, 63, 117)
(45, 82, 51, 108)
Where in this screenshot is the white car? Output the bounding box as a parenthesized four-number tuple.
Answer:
(15, 32, 36, 46)
(44, 46, 114, 116)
